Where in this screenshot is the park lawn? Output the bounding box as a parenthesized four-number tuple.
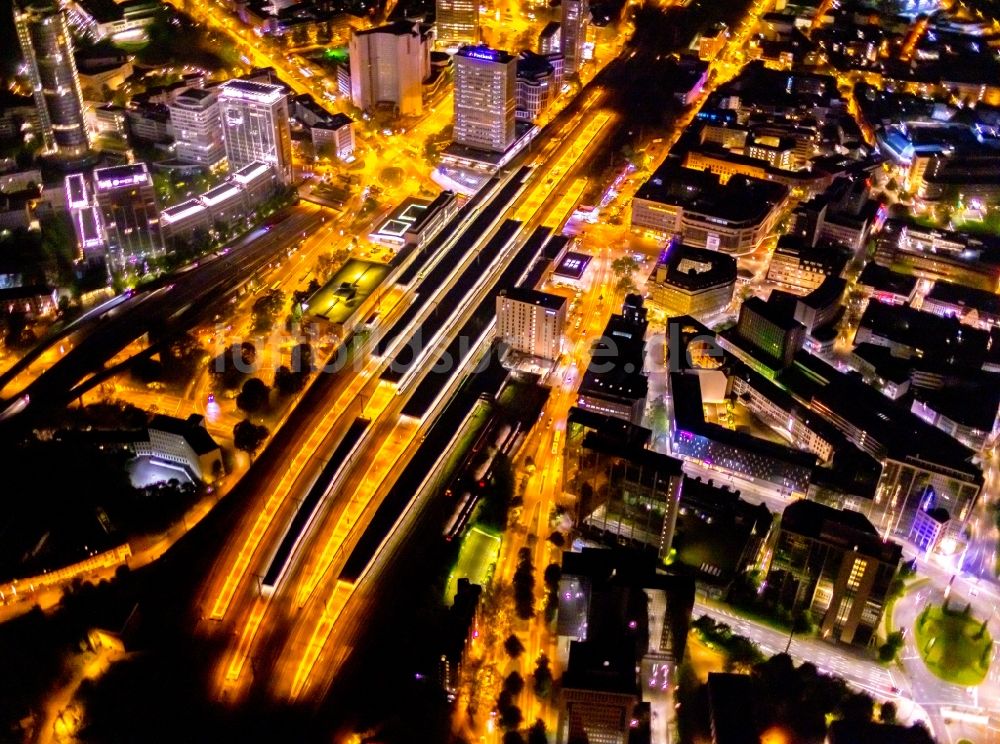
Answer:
(915, 604, 992, 686)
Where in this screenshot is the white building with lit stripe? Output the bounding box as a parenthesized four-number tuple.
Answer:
(92, 163, 163, 272)
(218, 80, 293, 185)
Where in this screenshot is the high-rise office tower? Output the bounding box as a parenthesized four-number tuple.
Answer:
(218, 80, 293, 185)
(169, 88, 226, 167)
(349, 21, 432, 117)
(453, 45, 516, 154)
(93, 163, 164, 272)
(436, 0, 478, 46)
(14, 1, 90, 158)
(560, 0, 589, 75)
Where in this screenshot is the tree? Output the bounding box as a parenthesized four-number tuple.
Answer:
(236, 377, 269, 414)
(252, 290, 285, 333)
(498, 704, 523, 731)
(543, 563, 561, 591)
(273, 365, 306, 396)
(532, 654, 552, 698)
(503, 671, 525, 696)
(503, 733, 526, 744)
(513, 547, 535, 619)
(233, 419, 269, 455)
(504, 633, 525, 659)
(880, 701, 898, 725)
(527, 719, 548, 744)
(878, 631, 904, 663)
(611, 255, 640, 293)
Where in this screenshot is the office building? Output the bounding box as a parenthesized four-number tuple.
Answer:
(93, 163, 163, 272)
(14, 1, 90, 159)
(133, 413, 223, 482)
(675, 476, 773, 584)
(632, 163, 788, 254)
(65, 172, 107, 264)
(349, 21, 432, 117)
(218, 79, 293, 185)
(922, 281, 1000, 330)
(495, 286, 566, 361)
(729, 296, 805, 369)
(577, 295, 649, 424)
(766, 235, 849, 293)
(453, 45, 516, 154)
(436, 0, 478, 46)
(648, 242, 736, 318)
(561, 0, 589, 75)
(668, 371, 817, 495)
(564, 408, 683, 558)
(765, 499, 901, 647)
(169, 88, 226, 167)
(556, 549, 694, 744)
(538, 20, 561, 55)
(515, 51, 557, 122)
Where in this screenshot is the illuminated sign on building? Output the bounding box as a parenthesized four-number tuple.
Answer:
(462, 47, 500, 62)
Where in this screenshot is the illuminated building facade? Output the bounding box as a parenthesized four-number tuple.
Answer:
(218, 80, 293, 185)
(168, 87, 226, 167)
(92, 163, 163, 272)
(436, 0, 478, 46)
(14, 1, 90, 158)
(349, 22, 432, 117)
(495, 286, 566, 361)
(560, 0, 589, 75)
(765, 499, 901, 647)
(453, 46, 516, 154)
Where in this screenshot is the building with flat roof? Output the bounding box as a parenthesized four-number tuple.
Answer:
(538, 20, 561, 54)
(923, 281, 1000, 329)
(854, 301, 991, 366)
(668, 371, 817, 495)
(674, 476, 773, 586)
(218, 79, 293, 185)
(648, 242, 736, 318)
(577, 295, 649, 424)
(453, 45, 516, 154)
(632, 164, 788, 254)
(65, 172, 107, 264)
(556, 549, 695, 744)
(349, 21, 432, 117)
(93, 163, 163, 272)
(515, 51, 557, 122)
(564, 407, 683, 558)
(766, 234, 849, 293)
(765, 499, 901, 647)
(731, 296, 805, 369)
(169, 87, 225, 167)
(856, 262, 918, 306)
(496, 286, 566, 362)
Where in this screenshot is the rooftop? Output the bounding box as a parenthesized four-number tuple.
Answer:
(636, 163, 789, 227)
(498, 286, 566, 311)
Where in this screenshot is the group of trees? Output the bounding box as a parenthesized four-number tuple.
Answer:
(495, 655, 553, 739)
(252, 289, 286, 334)
(692, 615, 766, 672)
